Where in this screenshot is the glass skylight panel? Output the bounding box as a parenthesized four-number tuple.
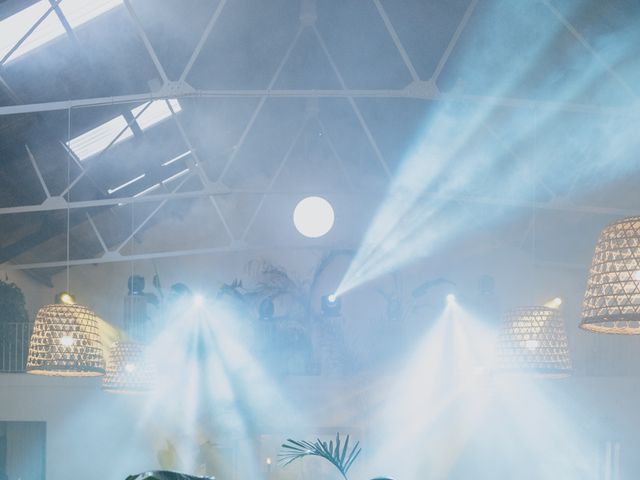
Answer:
(108, 173, 145, 194)
(0, 0, 123, 64)
(67, 115, 133, 161)
(59, 0, 123, 29)
(0, 2, 65, 62)
(131, 99, 182, 131)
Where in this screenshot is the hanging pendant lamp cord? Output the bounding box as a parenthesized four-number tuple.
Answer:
(66, 107, 71, 293)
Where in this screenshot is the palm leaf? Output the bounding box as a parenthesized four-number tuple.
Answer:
(279, 433, 361, 480)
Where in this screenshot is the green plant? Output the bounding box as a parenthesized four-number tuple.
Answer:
(279, 433, 361, 480)
(0, 279, 28, 323)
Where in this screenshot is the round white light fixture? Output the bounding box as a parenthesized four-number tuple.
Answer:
(293, 196, 334, 238)
(446, 293, 456, 305)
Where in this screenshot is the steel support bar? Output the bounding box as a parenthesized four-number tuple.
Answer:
(0, 89, 628, 116)
(1, 243, 357, 271)
(0, 187, 385, 215)
(372, 0, 420, 82)
(0, 185, 635, 218)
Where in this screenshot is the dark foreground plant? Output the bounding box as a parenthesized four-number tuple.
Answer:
(279, 433, 393, 480)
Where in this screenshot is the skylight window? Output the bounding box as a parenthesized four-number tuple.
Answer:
(0, 0, 122, 64)
(67, 115, 133, 161)
(131, 99, 182, 130)
(67, 99, 182, 161)
(59, 0, 123, 29)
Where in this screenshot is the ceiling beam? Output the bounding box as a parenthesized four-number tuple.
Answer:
(0, 86, 630, 117)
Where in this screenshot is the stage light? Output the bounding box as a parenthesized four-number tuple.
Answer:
(321, 293, 341, 317)
(293, 196, 334, 238)
(544, 297, 562, 309)
(259, 297, 275, 321)
(193, 293, 205, 308)
(446, 293, 456, 304)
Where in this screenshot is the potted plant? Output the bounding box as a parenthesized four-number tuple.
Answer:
(279, 433, 393, 480)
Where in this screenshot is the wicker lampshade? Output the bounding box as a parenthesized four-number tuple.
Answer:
(102, 341, 155, 394)
(497, 306, 571, 376)
(581, 216, 640, 334)
(27, 304, 105, 376)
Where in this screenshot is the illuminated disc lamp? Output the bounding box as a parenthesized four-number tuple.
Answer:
(497, 306, 571, 377)
(102, 341, 155, 394)
(27, 303, 105, 376)
(581, 216, 640, 334)
(293, 196, 334, 238)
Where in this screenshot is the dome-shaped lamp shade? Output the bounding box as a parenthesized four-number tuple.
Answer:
(497, 306, 571, 377)
(102, 341, 155, 394)
(27, 304, 105, 376)
(581, 217, 640, 334)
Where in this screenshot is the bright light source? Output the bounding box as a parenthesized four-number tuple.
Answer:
(67, 115, 133, 161)
(0, 0, 122, 64)
(446, 293, 456, 304)
(525, 339, 539, 351)
(321, 294, 341, 316)
(133, 183, 161, 198)
(293, 196, 334, 238)
(544, 297, 563, 309)
(67, 98, 181, 162)
(60, 0, 123, 29)
(131, 99, 182, 130)
(193, 293, 205, 308)
(124, 363, 136, 373)
(162, 150, 191, 167)
(162, 168, 190, 185)
(265, 458, 272, 466)
(60, 335, 75, 347)
(58, 292, 76, 305)
(108, 173, 145, 194)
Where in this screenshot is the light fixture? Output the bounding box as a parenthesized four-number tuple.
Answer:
(27, 107, 105, 376)
(102, 341, 154, 394)
(293, 196, 335, 238)
(193, 293, 205, 308)
(321, 293, 341, 317)
(497, 306, 571, 377)
(581, 216, 640, 334)
(259, 296, 275, 321)
(544, 296, 562, 309)
(446, 293, 456, 305)
(55, 291, 76, 305)
(27, 304, 105, 376)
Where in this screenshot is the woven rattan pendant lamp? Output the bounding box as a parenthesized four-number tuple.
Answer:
(103, 340, 154, 393)
(27, 108, 105, 376)
(581, 216, 640, 334)
(27, 303, 105, 376)
(102, 201, 155, 394)
(497, 306, 571, 377)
